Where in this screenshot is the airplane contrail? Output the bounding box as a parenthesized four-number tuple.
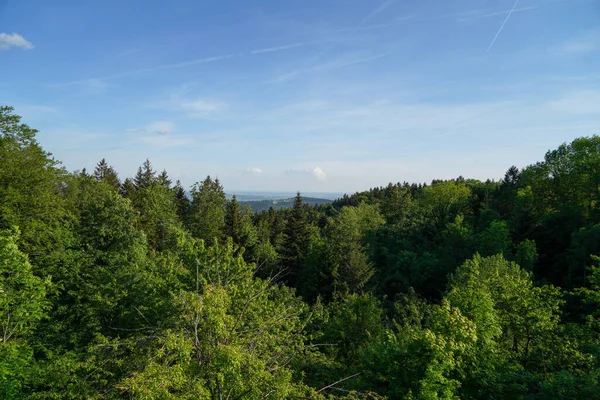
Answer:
(359, 0, 397, 26)
(486, 0, 521, 53)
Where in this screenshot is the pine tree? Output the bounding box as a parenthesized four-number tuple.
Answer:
(120, 177, 137, 201)
(224, 195, 242, 245)
(93, 158, 120, 189)
(133, 159, 155, 189)
(157, 169, 172, 189)
(281, 192, 311, 287)
(173, 180, 190, 222)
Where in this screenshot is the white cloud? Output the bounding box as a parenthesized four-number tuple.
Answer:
(285, 167, 327, 182)
(0, 33, 34, 50)
(250, 167, 263, 175)
(312, 166, 327, 181)
(555, 29, 600, 55)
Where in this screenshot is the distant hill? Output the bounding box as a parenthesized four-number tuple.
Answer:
(240, 197, 332, 212)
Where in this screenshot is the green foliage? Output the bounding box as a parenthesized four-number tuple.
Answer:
(0, 228, 49, 398)
(3, 108, 600, 398)
(119, 241, 315, 399)
(325, 203, 384, 294)
(93, 158, 120, 189)
(419, 180, 471, 228)
(281, 193, 312, 287)
(0, 106, 70, 273)
(188, 176, 226, 243)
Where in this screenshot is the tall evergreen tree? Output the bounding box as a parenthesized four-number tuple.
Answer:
(224, 195, 242, 245)
(281, 192, 311, 287)
(157, 169, 171, 189)
(173, 179, 190, 222)
(223, 195, 257, 256)
(120, 177, 137, 202)
(93, 158, 120, 189)
(133, 159, 155, 189)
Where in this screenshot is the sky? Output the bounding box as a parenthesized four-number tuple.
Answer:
(1, 0, 599, 193)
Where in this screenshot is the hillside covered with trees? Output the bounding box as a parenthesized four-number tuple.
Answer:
(2, 105, 600, 399)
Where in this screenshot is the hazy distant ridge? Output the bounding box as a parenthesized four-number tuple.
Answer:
(239, 196, 332, 212)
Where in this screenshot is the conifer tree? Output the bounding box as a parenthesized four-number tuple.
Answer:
(281, 192, 311, 287)
(173, 179, 190, 221)
(133, 159, 155, 189)
(93, 158, 120, 189)
(157, 169, 171, 189)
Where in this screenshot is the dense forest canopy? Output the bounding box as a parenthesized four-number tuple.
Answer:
(2, 105, 600, 399)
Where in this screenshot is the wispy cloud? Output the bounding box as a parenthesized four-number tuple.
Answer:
(322, 1, 545, 36)
(47, 78, 114, 95)
(156, 94, 226, 119)
(242, 167, 264, 175)
(554, 29, 600, 55)
(0, 33, 34, 50)
(272, 52, 391, 83)
(57, 40, 314, 88)
(250, 42, 306, 54)
(146, 120, 175, 135)
(359, 0, 397, 26)
(127, 120, 175, 135)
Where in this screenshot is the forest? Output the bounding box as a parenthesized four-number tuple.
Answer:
(2, 104, 600, 399)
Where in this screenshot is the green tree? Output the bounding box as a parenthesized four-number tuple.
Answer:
(419, 180, 471, 230)
(188, 176, 226, 243)
(223, 195, 257, 256)
(476, 220, 511, 257)
(281, 193, 311, 287)
(0, 106, 70, 273)
(93, 158, 120, 189)
(133, 159, 156, 190)
(133, 180, 181, 251)
(118, 240, 317, 399)
(0, 228, 50, 398)
(325, 203, 384, 294)
(157, 169, 172, 189)
(173, 180, 190, 222)
(445, 254, 569, 396)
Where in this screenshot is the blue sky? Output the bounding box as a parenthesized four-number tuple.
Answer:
(1, 0, 599, 193)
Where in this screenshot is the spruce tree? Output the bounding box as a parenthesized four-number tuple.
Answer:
(157, 169, 172, 189)
(224, 195, 242, 245)
(173, 180, 190, 222)
(133, 159, 155, 189)
(281, 192, 311, 287)
(93, 158, 120, 189)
